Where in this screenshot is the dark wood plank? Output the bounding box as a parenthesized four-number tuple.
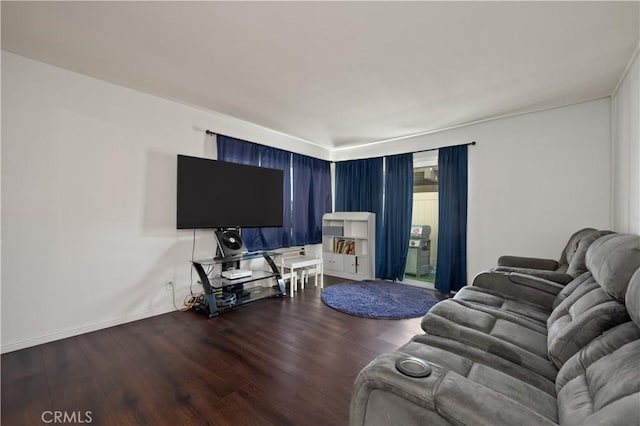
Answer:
(1, 371, 53, 426)
(40, 337, 94, 388)
(48, 375, 121, 426)
(1, 345, 45, 381)
(1, 276, 438, 425)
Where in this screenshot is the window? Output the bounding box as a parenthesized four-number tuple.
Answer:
(217, 134, 331, 250)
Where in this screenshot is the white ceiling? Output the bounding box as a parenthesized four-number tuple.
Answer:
(2, 1, 638, 150)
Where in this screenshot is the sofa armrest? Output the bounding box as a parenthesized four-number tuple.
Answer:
(493, 266, 573, 284)
(515, 269, 573, 285)
(350, 353, 442, 426)
(508, 273, 566, 295)
(472, 271, 562, 309)
(497, 255, 559, 271)
(350, 352, 557, 426)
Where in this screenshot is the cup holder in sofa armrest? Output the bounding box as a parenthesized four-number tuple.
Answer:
(395, 356, 432, 378)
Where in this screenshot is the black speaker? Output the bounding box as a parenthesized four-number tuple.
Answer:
(215, 228, 248, 257)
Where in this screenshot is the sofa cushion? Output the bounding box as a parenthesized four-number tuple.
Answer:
(454, 286, 550, 325)
(555, 321, 640, 392)
(565, 230, 614, 277)
(552, 271, 593, 309)
(626, 268, 640, 327)
(422, 300, 558, 381)
(560, 228, 599, 267)
(406, 335, 556, 396)
(585, 233, 640, 301)
(546, 274, 630, 368)
(555, 322, 640, 426)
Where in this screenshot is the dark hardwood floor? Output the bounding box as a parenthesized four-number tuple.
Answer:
(2, 277, 446, 425)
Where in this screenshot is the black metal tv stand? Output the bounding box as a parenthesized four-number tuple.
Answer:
(191, 251, 286, 318)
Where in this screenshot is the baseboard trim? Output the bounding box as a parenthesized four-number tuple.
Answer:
(401, 278, 436, 290)
(1, 305, 177, 354)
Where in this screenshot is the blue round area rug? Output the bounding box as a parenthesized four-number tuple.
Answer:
(321, 280, 440, 319)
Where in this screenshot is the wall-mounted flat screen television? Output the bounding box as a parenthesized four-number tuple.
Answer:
(176, 155, 284, 229)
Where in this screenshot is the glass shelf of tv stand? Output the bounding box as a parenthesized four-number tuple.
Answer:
(209, 269, 279, 288)
(191, 250, 286, 318)
(194, 250, 279, 265)
(213, 284, 283, 315)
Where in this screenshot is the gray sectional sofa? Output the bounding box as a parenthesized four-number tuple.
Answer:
(350, 232, 640, 426)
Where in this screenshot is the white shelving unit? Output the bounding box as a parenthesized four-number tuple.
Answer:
(322, 212, 376, 280)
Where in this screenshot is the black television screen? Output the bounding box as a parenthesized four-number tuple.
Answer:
(176, 155, 284, 229)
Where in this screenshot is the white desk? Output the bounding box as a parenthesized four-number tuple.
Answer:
(280, 255, 323, 298)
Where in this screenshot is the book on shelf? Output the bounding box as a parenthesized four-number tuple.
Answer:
(334, 238, 356, 255)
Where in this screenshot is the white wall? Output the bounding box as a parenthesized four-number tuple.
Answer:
(334, 99, 612, 284)
(1, 52, 330, 353)
(612, 50, 640, 235)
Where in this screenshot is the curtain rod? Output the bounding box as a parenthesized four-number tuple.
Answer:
(413, 140, 476, 155)
(205, 129, 475, 161)
(330, 141, 476, 163)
